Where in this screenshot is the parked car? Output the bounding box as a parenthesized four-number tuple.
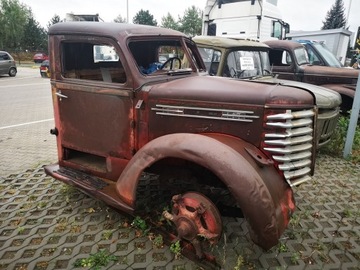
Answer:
(0, 51, 17, 77)
(40, 60, 50, 78)
(193, 35, 341, 149)
(33, 53, 48, 63)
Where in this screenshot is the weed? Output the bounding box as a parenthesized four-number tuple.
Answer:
(17, 226, 25, 234)
(278, 242, 288, 253)
(289, 213, 301, 228)
(131, 216, 150, 235)
(342, 208, 352, 218)
(37, 201, 47, 209)
(170, 240, 182, 259)
(28, 195, 37, 201)
(73, 249, 118, 270)
(149, 233, 164, 249)
(102, 230, 113, 240)
(291, 252, 300, 264)
(233, 255, 244, 270)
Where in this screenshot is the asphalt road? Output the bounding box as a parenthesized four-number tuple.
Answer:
(0, 67, 57, 177)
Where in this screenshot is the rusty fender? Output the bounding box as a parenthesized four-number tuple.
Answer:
(116, 133, 294, 250)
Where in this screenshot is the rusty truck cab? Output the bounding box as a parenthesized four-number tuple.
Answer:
(46, 22, 317, 261)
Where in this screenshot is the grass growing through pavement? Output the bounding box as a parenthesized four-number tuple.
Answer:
(73, 249, 118, 270)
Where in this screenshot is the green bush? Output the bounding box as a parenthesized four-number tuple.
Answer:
(321, 115, 360, 162)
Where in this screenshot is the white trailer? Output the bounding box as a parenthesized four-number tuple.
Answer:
(202, 0, 289, 41)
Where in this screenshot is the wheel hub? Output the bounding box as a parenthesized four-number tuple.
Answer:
(163, 192, 222, 258)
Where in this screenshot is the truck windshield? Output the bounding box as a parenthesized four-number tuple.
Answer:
(310, 42, 343, 67)
(294, 47, 309, 66)
(225, 50, 271, 78)
(198, 47, 271, 78)
(128, 39, 199, 75)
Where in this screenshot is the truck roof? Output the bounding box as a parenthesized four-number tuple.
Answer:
(193, 35, 269, 49)
(264, 40, 303, 50)
(48, 22, 187, 38)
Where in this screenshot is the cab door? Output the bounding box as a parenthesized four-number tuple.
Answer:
(51, 36, 134, 179)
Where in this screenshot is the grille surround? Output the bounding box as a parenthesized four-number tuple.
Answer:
(263, 109, 315, 186)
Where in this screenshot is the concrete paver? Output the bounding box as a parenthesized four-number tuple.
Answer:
(0, 155, 359, 269)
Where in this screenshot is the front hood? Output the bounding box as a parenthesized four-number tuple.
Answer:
(254, 76, 342, 109)
(147, 76, 314, 107)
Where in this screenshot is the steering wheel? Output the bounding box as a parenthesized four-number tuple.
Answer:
(160, 57, 181, 70)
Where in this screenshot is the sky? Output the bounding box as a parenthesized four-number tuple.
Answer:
(19, 0, 359, 35)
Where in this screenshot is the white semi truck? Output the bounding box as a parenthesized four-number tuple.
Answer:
(202, 0, 290, 41)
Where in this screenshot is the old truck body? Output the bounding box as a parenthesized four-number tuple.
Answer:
(45, 22, 317, 258)
(193, 35, 341, 148)
(264, 39, 360, 114)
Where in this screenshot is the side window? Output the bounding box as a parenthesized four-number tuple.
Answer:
(268, 49, 291, 66)
(0, 53, 9, 61)
(282, 51, 292, 65)
(272, 21, 282, 39)
(209, 50, 221, 75)
(62, 42, 126, 83)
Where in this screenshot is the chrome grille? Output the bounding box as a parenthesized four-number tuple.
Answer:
(263, 109, 315, 186)
(316, 107, 340, 149)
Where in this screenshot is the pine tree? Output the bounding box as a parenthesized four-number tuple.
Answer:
(321, 0, 347, 30)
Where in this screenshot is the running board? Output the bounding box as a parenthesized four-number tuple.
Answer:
(44, 164, 134, 214)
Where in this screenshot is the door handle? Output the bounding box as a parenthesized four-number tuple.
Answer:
(56, 90, 68, 101)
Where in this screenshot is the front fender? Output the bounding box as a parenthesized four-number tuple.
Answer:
(116, 133, 295, 250)
(322, 84, 355, 99)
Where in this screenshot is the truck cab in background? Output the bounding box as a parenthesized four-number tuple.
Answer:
(265, 39, 360, 114)
(296, 40, 343, 68)
(202, 0, 289, 41)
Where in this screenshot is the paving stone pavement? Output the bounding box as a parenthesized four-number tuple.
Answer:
(0, 154, 359, 270)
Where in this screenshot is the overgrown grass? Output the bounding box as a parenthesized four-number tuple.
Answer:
(320, 115, 360, 162)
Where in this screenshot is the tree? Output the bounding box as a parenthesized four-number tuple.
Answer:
(0, 0, 29, 50)
(47, 14, 61, 29)
(133, 9, 157, 26)
(22, 15, 47, 52)
(321, 0, 347, 30)
(113, 14, 127, 23)
(178, 6, 202, 37)
(160, 13, 179, 30)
